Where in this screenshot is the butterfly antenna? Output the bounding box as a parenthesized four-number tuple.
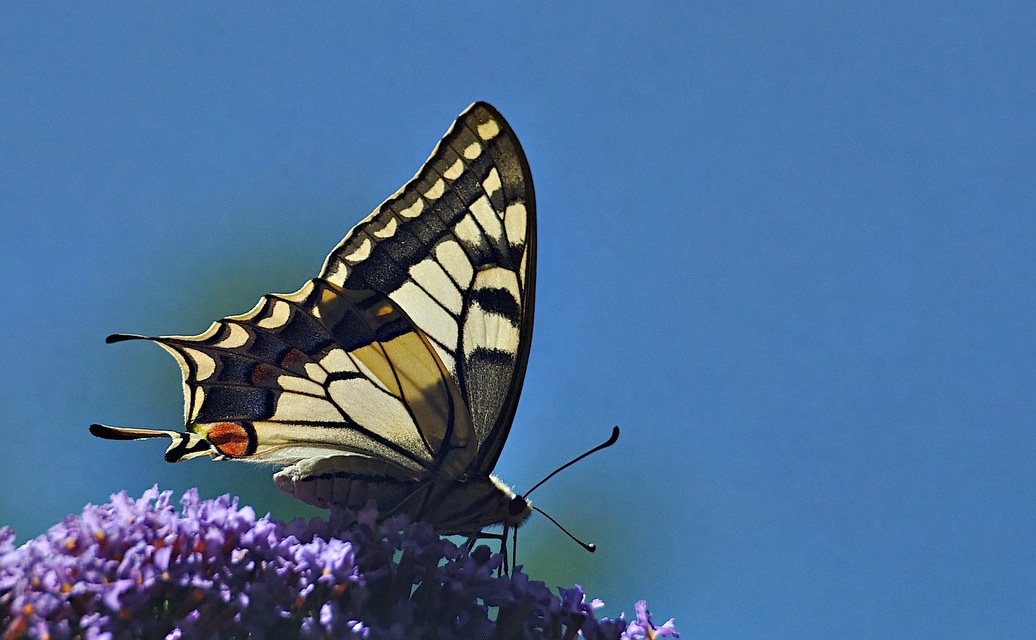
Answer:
(532, 504, 596, 552)
(523, 426, 620, 499)
(517, 426, 620, 555)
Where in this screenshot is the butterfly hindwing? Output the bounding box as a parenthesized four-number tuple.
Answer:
(144, 280, 476, 478)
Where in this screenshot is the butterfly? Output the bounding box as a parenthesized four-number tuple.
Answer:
(91, 102, 542, 542)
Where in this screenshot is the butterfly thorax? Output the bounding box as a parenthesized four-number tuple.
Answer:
(420, 473, 531, 535)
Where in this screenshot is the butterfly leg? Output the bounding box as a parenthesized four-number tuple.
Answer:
(511, 524, 518, 574)
(466, 529, 511, 576)
(500, 524, 510, 576)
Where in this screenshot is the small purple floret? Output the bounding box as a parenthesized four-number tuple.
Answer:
(0, 487, 676, 639)
(622, 599, 680, 639)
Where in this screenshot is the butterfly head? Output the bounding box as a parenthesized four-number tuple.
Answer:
(508, 494, 530, 520)
(491, 475, 532, 530)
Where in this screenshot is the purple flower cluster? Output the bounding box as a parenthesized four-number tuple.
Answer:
(1, 488, 676, 639)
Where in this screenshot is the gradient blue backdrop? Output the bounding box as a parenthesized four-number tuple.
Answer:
(2, 4, 1034, 637)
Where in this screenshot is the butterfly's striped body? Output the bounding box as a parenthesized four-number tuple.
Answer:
(92, 103, 535, 537)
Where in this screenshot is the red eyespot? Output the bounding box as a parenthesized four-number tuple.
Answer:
(207, 422, 250, 457)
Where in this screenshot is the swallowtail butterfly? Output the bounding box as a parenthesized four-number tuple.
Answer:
(92, 103, 540, 539)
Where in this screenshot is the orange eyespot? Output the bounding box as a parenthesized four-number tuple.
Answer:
(207, 422, 250, 457)
(251, 362, 277, 385)
(282, 348, 307, 367)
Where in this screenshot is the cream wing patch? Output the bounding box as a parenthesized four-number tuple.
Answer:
(463, 268, 522, 361)
(327, 378, 418, 441)
(393, 280, 458, 350)
(435, 241, 474, 288)
(274, 392, 344, 423)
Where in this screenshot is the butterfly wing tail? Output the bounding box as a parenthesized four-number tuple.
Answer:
(89, 424, 213, 462)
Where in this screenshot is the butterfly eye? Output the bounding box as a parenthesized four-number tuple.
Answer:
(508, 495, 528, 517)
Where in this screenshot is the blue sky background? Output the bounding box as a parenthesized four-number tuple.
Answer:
(2, 3, 1034, 637)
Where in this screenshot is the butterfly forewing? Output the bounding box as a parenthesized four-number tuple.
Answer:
(320, 103, 535, 474)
